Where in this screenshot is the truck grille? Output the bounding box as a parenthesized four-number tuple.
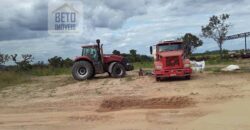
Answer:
(166, 56, 179, 67)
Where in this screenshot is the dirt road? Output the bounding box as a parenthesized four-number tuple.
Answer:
(0, 71, 250, 130)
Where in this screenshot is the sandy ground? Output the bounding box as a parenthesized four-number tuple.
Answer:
(0, 71, 250, 130)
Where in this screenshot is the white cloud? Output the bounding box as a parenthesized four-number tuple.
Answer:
(0, 0, 250, 62)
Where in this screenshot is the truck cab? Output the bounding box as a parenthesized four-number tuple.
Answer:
(150, 41, 192, 81)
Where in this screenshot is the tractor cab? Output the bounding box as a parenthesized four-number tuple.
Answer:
(81, 46, 101, 62)
(81, 39, 104, 73)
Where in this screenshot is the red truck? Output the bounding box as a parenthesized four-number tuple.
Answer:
(150, 41, 192, 81)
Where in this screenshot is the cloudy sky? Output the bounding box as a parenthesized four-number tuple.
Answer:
(0, 0, 250, 63)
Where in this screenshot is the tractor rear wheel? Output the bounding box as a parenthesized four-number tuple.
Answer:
(111, 63, 126, 78)
(72, 61, 94, 80)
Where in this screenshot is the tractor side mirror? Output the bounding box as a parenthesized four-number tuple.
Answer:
(150, 46, 153, 54)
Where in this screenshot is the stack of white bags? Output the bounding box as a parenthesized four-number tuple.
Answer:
(190, 61, 205, 72)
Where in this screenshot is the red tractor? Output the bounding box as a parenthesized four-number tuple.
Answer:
(150, 41, 192, 81)
(72, 39, 134, 80)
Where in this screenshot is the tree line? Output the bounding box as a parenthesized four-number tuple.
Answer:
(112, 49, 153, 62)
(0, 50, 153, 71)
(0, 54, 74, 71)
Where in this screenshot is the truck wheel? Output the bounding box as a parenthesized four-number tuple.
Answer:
(111, 63, 126, 78)
(185, 75, 191, 80)
(72, 61, 94, 80)
(156, 77, 161, 81)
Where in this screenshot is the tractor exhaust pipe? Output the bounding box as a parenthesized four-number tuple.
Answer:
(96, 39, 101, 49)
(96, 39, 103, 54)
(96, 39, 104, 63)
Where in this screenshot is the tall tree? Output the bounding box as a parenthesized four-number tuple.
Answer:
(129, 49, 137, 56)
(0, 53, 10, 65)
(129, 49, 137, 62)
(62, 58, 74, 67)
(180, 33, 203, 57)
(201, 14, 231, 59)
(112, 50, 121, 55)
(48, 56, 63, 68)
(11, 54, 34, 70)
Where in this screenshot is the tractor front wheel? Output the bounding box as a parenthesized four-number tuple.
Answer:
(72, 61, 94, 80)
(111, 63, 126, 78)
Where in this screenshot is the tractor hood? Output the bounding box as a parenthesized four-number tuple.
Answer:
(158, 50, 184, 57)
(74, 54, 123, 63)
(103, 54, 123, 59)
(103, 54, 124, 63)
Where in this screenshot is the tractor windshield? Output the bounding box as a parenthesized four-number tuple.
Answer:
(158, 44, 182, 52)
(82, 47, 99, 61)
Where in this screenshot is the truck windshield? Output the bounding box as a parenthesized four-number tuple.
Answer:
(158, 44, 182, 52)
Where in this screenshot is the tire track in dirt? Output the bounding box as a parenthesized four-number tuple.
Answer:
(97, 96, 195, 112)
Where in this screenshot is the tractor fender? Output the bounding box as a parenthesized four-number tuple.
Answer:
(74, 56, 93, 63)
(108, 62, 118, 73)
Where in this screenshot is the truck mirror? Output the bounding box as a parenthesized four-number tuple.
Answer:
(150, 46, 153, 54)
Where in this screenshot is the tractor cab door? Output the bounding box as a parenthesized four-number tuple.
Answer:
(82, 47, 104, 74)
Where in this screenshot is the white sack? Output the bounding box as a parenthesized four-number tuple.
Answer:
(191, 60, 205, 72)
(221, 65, 240, 72)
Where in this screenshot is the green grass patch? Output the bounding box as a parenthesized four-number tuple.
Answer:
(0, 67, 72, 89)
(133, 62, 153, 69)
(205, 67, 222, 72)
(0, 71, 31, 90)
(30, 67, 71, 76)
(206, 59, 235, 65)
(191, 53, 240, 65)
(205, 65, 250, 73)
